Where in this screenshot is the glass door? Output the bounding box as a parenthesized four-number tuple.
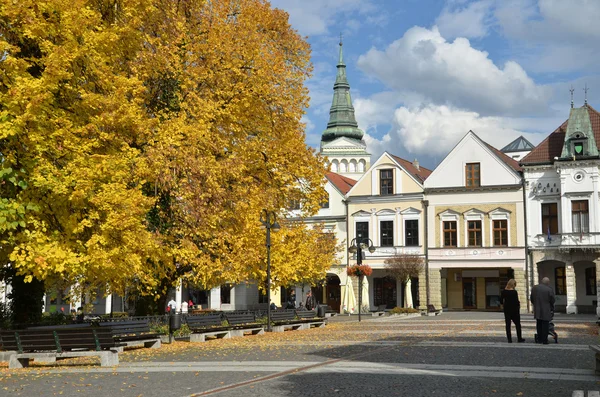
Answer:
(463, 278, 477, 309)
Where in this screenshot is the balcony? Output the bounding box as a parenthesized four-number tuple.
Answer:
(350, 245, 423, 260)
(531, 232, 600, 249)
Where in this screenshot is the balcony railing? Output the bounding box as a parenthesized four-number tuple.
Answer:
(350, 245, 423, 260)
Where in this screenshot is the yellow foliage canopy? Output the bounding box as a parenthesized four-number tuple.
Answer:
(0, 0, 337, 298)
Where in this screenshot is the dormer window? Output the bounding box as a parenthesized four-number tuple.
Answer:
(570, 133, 588, 157)
(380, 169, 393, 195)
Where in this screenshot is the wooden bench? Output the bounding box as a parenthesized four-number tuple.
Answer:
(0, 327, 119, 368)
(589, 345, 600, 375)
(295, 310, 326, 329)
(324, 305, 338, 318)
(98, 320, 161, 351)
(270, 310, 304, 332)
(225, 313, 264, 338)
(186, 313, 231, 342)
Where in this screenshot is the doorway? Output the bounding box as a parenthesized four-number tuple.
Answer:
(326, 275, 341, 312)
(463, 277, 477, 309)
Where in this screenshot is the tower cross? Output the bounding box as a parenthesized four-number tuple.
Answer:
(584, 84, 589, 106)
(570, 85, 574, 108)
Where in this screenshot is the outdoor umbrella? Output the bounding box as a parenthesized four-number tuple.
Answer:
(342, 276, 356, 314)
(404, 278, 413, 308)
(361, 276, 370, 312)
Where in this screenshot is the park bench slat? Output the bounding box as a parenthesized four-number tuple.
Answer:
(186, 314, 229, 332)
(225, 313, 261, 329)
(98, 319, 159, 341)
(270, 310, 298, 324)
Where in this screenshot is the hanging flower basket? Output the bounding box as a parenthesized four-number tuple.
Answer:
(347, 264, 373, 277)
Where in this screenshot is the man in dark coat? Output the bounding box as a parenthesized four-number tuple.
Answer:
(530, 277, 555, 344)
(305, 290, 317, 311)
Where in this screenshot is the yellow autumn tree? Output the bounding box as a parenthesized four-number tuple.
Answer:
(0, 0, 337, 309)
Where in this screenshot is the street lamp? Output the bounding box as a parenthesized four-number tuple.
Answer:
(348, 237, 375, 322)
(260, 209, 280, 332)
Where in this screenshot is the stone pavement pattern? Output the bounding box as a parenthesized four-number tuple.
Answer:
(0, 312, 598, 397)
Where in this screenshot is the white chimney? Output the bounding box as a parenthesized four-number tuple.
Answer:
(413, 158, 420, 170)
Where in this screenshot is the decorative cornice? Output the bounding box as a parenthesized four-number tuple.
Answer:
(424, 184, 521, 194)
(347, 193, 424, 204)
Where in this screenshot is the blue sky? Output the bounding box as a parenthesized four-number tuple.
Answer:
(270, 0, 600, 169)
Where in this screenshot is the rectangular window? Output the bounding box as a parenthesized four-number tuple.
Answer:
(320, 197, 329, 209)
(380, 221, 394, 247)
(493, 219, 508, 247)
(356, 221, 369, 244)
(541, 203, 558, 235)
(555, 267, 566, 295)
(465, 163, 480, 187)
(467, 220, 482, 246)
(405, 219, 419, 246)
(586, 267, 597, 296)
(380, 169, 393, 195)
(221, 284, 232, 304)
(572, 200, 589, 233)
(443, 221, 457, 247)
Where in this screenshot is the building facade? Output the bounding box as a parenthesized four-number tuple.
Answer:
(521, 104, 600, 315)
(425, 131, 528, 311)
(346, 152, 431, 310)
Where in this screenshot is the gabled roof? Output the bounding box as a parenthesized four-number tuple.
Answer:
(521, 105, 600, 164)
(389, 154, 433, 183)
(484, 142, 522, 172)
(501, 136, 534, 153)
(326, 172, 357, 195)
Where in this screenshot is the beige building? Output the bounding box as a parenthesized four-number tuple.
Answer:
(424, 131, 529, 311)
(346, 152, 432, 310)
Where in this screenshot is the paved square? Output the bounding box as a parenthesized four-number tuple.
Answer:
(0, 312, 598, 396)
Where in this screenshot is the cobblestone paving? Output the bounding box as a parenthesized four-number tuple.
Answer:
(0, 312, 597, 396)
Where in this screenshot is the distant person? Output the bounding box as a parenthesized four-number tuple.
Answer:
(181, 300, 188, 314)
(287, 291, 296, 309)
(500, 279, 525, 343)
(167, 297, 177, 313)
(305, 290, 317, 311)
(270, 302, 277, 310)
(530, 277, 555, 344)
(76, 307, 84, 323)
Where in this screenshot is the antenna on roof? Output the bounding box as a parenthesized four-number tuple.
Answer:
(570, 85, 574, 108)
(584, 84, 589, 107)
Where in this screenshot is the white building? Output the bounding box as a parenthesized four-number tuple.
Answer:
(521, 103, 600, 314)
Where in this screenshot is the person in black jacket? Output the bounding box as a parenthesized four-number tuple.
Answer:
(500, 279, 525, 343)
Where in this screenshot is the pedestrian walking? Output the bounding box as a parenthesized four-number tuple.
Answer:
(305, 290, 317, 311)
(530, 277, 555, 344)
(500, 279, 525, 343)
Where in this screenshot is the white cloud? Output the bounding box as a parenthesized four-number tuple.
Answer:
(357, 26, 552, 117)
(495, 0, 600, 73)
(435, 0, 494, 39)
(269, 0, 376, 37)
(354, 92, 403, 134)
(365, 104, 546, 161)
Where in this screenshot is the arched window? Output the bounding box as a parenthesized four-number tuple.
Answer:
(340, 160, 348, 173)
(330, 160, 338, 173)
(358, 159, 366, 172)
(349, 160, 357, 172)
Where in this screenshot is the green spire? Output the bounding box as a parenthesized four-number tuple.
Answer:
(321, 37, 364, 143)
(560, 104, 599, 159)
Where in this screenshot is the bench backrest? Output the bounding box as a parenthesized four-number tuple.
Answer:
(225, 313, 257, 326)
(0, 327, 116, 353)
(98, 320, 151, 336)
(270, 310, 296, 321)
(28, 323, 92, 330)
(186, 314, 224, 329)
(295, 310, 317, 319)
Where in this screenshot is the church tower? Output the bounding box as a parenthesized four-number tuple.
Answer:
(319, 38, 370, 178)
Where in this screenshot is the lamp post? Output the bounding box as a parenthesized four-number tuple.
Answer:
(348, 237, 375, 322)
(260, 209, 280, 332)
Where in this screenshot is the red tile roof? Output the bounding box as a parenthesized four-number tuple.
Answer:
(390, 155, 433, 183)
(521, 105, 600, 164)
(326, 172, 357, 195)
